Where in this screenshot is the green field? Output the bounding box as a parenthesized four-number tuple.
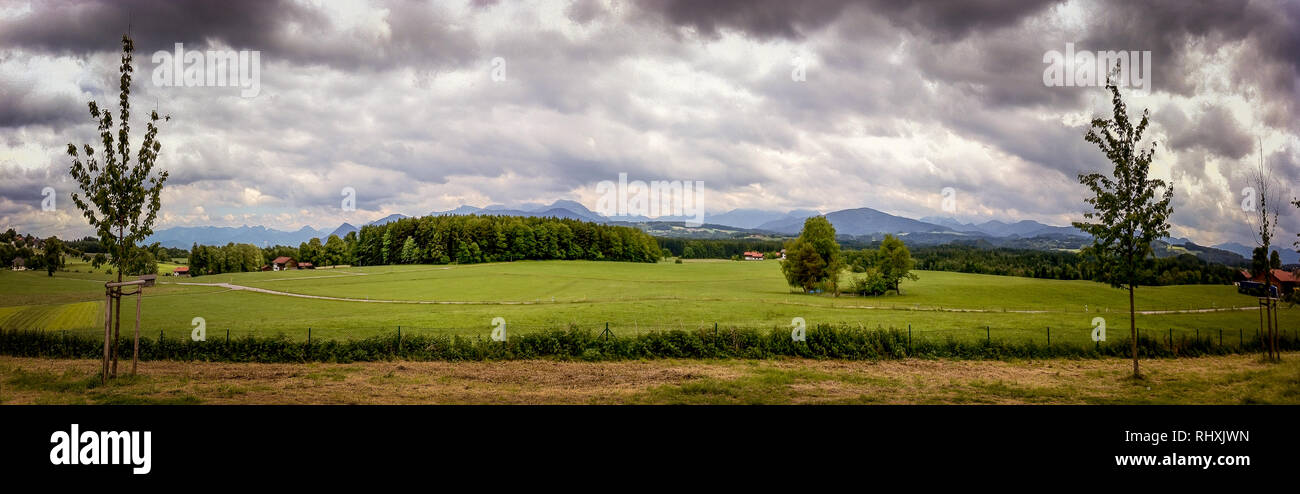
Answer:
(1, 259, 1294, 345)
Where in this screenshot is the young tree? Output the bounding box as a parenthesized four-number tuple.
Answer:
(1248, 137, 1284, 361)
(67, 35, 169, 378)
(1072, 73, 1173, 379)
(42, 237, 65, 276)
(877, 234, 919, 294)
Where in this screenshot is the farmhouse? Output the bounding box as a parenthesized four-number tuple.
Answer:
(172, 266, 190, 277)
(1238, 269, 1298, 297)
(10, 257, 24, 271)
(297, 262, 314, 269)
(743, 251, 764, 261)
(271, 256, 296, 271)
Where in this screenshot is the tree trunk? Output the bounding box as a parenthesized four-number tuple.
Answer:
(1129, 283, 1139, 379)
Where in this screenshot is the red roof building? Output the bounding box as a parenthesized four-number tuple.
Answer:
(271, 257, 296, 271)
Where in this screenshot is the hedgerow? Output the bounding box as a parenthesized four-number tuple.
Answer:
(1, 324, 1293, 363)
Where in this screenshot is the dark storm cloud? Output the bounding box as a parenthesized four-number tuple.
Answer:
(1085, 0, 1300, 112)
(635, 0, 851, 40)
(636, 0, 1058, 42)
(0, 0, 315, 56)
(864, 0, 1060, 42)
(0, 163, 71, 204)
(0, 0, 480, 71)
(1164, 105, 1255, 160)
(0, 78, 82, 128)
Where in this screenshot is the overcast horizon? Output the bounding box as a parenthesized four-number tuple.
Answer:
(1, 0, 1298, 248)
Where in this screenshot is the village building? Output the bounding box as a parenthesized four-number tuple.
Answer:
(1238, 268, 1298, 297)
(271, 256, 297, 271)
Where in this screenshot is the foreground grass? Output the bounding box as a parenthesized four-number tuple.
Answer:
(2, 353, 1297, 404)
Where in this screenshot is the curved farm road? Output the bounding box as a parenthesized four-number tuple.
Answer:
(171, 280, 1260, 314)
(173, 281, 542, 305)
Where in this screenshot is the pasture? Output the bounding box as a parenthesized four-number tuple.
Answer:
(0, 259, 1294, 346)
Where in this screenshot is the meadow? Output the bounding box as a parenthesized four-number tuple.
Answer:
(1, 259, 1294, 346)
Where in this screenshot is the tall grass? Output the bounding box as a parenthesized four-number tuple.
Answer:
(2, 324, 1293, 363)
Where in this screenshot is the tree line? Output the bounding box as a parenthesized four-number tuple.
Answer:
(657, 238, 786, 259)
(909, 244, 1242, 285)
(354, 215, 661, 265)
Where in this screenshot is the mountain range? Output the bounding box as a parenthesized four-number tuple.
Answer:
(1210, 241, 1300, 265)
(145, 199, 1280, 266)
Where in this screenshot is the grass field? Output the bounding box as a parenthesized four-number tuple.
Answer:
(3, 353, 1297, 404)
(1, 259, 1294, 346)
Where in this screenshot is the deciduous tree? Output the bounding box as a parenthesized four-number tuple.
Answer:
(67, 35, 169, 378)
(1072, 71, 1173, 379)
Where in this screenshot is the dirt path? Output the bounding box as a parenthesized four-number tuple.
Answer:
(173, 281, 545, 305)
(3, 354, 1296, 404)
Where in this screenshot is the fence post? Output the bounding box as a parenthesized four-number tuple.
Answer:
(986, 326, 990, 344)
(397, 325, 402, 353)
(1168, 328, 1172, 348)
(1047, 326, 1050, 347)
(1219, 329, 1222, 347)
(907, 324, 912, 355)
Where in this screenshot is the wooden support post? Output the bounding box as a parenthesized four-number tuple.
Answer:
(103, 290, 111, 384)
(132, 289, 141, 375)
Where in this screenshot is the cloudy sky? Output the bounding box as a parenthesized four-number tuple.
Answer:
(1, 0, 1297, 247)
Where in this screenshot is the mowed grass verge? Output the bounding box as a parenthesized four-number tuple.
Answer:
(2, 353, 1297, 404)
(0, 260, 1293, 346)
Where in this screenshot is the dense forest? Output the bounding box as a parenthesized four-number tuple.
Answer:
(657, 238, 785, 259)
(354, 215, 661, 265)
(181, 215, 662, 275)
(651, 237, 1247, 286)
(910, 244, 1242, 285)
